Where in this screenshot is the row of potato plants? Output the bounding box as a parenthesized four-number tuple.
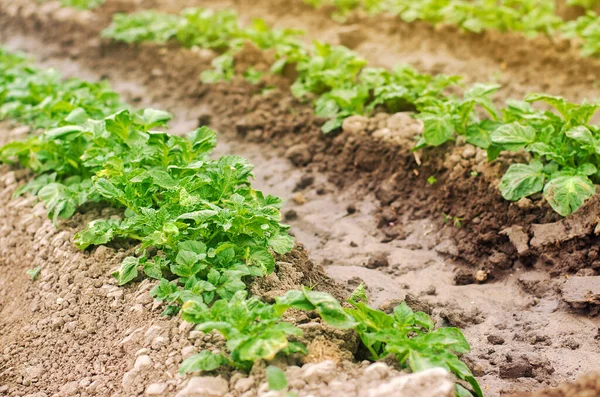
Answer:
(0, 48, 482, 396)
(103, 8, 600, 217)
(45, 0, 600, 58)
(304, 0, 600, 57)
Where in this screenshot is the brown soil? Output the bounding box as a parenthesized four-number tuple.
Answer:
(1, 1, 600, 397)
(510, 372, 600, 397)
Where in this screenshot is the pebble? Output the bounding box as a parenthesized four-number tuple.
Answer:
(151, 336, 169, 350)
(461, 145, 476, 159)
(301, 360, 336, 384)
(174, 376, 229, 397)
(366, 253, 389, 269)
(342, 115, 368, 135)
(146, 383, 168, 396)
(181, 346, 197, 359)
(59, 381, 79, 396)
(134, 355, 153, 371)
(285, 144, 312, 167)
(292, 193, 306, 205)
(363, 362, 390, 381)
(499, 358, 533, 378)
(234, 376, 255, 393)
(488, 334, 506, 345)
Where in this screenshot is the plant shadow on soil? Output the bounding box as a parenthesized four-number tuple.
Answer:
(0, 1, 599, 396)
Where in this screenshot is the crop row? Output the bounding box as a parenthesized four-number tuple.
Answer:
(0, 48, 482, 396)
(305, 0, 600, 57)
(102, 8, 600, 217)
(47, 0, 600, 58)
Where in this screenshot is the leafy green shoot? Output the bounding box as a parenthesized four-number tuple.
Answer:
(26, 267, 41, 281)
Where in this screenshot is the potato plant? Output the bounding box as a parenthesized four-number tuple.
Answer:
(306, 0, 600, 57)
(103, 9, 600, 216)
(0, 48, 482, 397)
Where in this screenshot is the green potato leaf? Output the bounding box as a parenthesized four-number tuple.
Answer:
(419, 113, 455, 146)
(499, 161, 545, 201)
(491, 122, 536, 151)
(543, 174, 595, 216)
(266, 366, 288, 391)
(179, 351, 228, 374)
(113, 256, 140, 285)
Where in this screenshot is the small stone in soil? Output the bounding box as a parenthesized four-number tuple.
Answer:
(366, 253, 389, 269)
(346, 204, 357, 214)
(285, 143, 312, 166)
(561, 338, 580, 350)
(381, 207, 397, 222)
(487, 335, 505, 345)
(347, 277, 364, 289)
(197, 114, 211, 127)
(561, 276, 600, 310)
(454, 269, 476, 285)
(423, 285, 436, 296)
(292, 193, 306, 205)
(475, 269, 489, 283)
(293, 174, 315, 192)
(499, 358, 534, 379)
(284, 209, 298, 221)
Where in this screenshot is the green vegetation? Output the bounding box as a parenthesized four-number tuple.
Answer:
(276, 286, 482, 397)
(304, 0, 562, 36)
(567, 0, 600, 8)
(103, 8, 463, 133)
(304, 0, 600, 57)
(563, 11, 600, 57)
(418, 90, 600, 216)
(26, 267, 41, 281)
(40, 0, 104, 10)
(266, 365, 289, 391)
(0, 48, 481, 396)
(103, 8, 600, 216)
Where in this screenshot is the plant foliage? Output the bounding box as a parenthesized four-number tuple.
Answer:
(0, 47, 483, 396)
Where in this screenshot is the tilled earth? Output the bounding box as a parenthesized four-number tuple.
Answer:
(0, 1, 599, 397)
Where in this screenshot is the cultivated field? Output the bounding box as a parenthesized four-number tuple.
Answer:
(0, 1, 599, 397)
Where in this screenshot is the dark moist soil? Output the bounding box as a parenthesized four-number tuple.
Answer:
(1, 0, 599, 280)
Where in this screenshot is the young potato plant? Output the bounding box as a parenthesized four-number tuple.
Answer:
(180, 291, 307, 372)
(307, 0, 600, 56)
(0, 48, 482, 396)
(39, 0, 105, 10)
(562, 11, 600, 57)
(103, 8, 464, 133)
(566, 0, 600, 8)
(417, 87, 600, 216)
(0, 50, 123, 130)
(0, 48, 293, 302)
(304, 0, 563, 36)
(274, 286, 483, 397)
(59, 0, 104, 9)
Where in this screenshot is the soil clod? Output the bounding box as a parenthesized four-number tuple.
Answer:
(366, 253, 389, 269)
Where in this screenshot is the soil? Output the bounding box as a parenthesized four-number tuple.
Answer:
(0, 1, 599, 397)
